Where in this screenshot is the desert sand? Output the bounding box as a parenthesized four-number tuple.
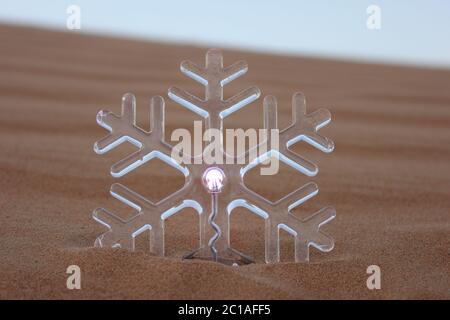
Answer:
(0, 24, 449, 299)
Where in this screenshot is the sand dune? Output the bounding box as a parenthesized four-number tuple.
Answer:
(0, 24, 449, 299)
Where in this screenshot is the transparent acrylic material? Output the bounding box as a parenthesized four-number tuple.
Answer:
(93, 49, 335, 265)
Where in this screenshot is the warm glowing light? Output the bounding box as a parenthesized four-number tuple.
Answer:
(202, 167, 226, 193)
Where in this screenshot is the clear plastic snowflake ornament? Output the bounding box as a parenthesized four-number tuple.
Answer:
(93, 49, 336, 265)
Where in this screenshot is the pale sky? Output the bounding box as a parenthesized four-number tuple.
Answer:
(1, 0, 449, 68)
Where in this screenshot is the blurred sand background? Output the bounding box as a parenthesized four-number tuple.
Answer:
(0, 24, 449, 299)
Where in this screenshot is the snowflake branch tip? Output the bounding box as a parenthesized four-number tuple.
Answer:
(221, 60, 248, 86)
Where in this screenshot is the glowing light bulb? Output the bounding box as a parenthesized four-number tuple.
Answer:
(202, 167, 226, 193)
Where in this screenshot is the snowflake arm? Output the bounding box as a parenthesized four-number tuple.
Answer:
(281, 92, 335, 154)
(168, 49, 261, 130)
(94, 94, 174, 177)
(230, 181, 335, 263)
(261, 93, 334, 177)
(93, 182, 203, 256)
